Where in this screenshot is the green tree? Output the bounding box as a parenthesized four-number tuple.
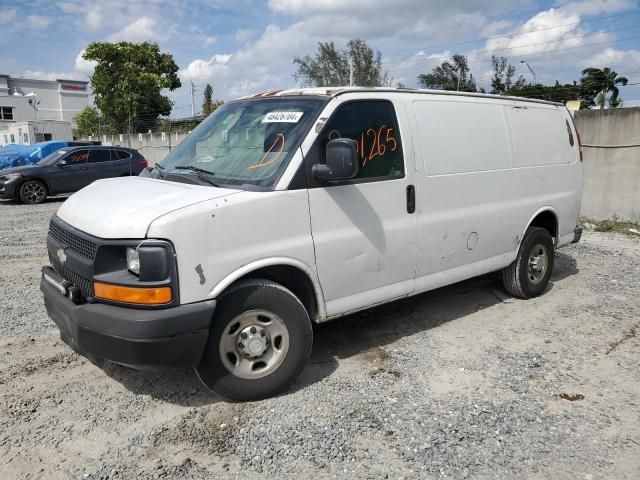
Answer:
(490, 55, 518, 94)
(505, 81, 582, 105)
(202, 83, 223, 115)
(608, 96, 623, 108)
(418, 54, 478, 92)
(72, 106, 102, 137)
(580, 67, 628, 109)
(293, 39, 388, 87)
(82, 41, 181, 132)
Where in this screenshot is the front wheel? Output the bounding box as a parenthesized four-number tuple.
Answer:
(196, 279, 313, 401)
(502, 226, 555, 298)
(19, 180, 49, 204)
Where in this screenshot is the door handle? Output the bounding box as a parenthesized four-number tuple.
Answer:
(406, 185, 415, 214)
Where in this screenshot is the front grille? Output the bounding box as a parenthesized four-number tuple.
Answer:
(48, 218, 96, 298)
(50, 253, 93, 298)
(49, 221, 97, 260)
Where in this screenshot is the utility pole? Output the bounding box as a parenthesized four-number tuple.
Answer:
(128, 95, 132, 148)
(520, 60, 537, 83)
(349, 59, 354, 87)
(190, 81, 196, 116)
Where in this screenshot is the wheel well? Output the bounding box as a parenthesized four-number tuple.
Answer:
(15, 177, 50, 198)
(529, 210, 558, 243)
(22, 177, 50, 190)
(228, 265, 319, 322)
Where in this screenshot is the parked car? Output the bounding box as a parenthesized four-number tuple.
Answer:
(0, 140, 102, 170)
(0, 146, 147, 204)
(40, 87, 583, 401)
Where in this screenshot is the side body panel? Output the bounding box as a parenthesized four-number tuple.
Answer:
(410, 95, 581, 295)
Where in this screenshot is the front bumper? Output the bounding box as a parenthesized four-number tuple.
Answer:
(0, 179, 19, 199)
(41, 276, 216, 370)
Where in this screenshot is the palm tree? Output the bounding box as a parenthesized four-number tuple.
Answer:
(580, 67, 628, 109)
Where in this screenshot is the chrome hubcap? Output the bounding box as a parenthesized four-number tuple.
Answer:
(238, 324, 269, 358)
(219, 310, 289, 380)
(23, 183, 45, 203)
(527, 243, 548, 285)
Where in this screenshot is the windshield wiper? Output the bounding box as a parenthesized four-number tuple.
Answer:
(174, 165, 220, 187)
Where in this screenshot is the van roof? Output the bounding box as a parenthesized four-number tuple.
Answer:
(245, 86, 564, 107)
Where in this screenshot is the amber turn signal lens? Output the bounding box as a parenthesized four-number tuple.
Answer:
(93, 282, 172, 305)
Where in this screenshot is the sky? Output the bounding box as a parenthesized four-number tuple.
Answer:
(1, 0, 640, 116)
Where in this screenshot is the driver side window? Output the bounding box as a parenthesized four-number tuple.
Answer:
(320, 100, 404, 181)
(65, 150, 89, 165)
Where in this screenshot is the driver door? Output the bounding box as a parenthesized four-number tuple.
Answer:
(48, 149, 90, 193)
(306, 99, 418, 317)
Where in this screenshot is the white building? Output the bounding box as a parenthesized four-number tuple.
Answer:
(0, 75, 89, 146)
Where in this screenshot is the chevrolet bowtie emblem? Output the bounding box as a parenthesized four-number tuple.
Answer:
(56, 248, 67, 264)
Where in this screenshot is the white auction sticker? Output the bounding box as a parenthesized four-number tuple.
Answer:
(262, 111, 304, 123)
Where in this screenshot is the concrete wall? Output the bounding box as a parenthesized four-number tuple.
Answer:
(574, 107, 640, 221)
(85, 132, 189, 165)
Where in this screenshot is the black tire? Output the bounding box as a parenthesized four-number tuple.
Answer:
(19, 180, 48, 204)
(196, 279, 313, 401)
(502, 226, 555, 299)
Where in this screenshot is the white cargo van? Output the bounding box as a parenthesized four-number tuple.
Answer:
(41, 87, 583, 401)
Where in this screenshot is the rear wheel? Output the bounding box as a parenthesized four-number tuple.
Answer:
(196, 279, 313, 401)
(19, 180, 48, 204)
(502, 226, 554, 298)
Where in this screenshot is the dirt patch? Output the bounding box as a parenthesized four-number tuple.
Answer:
(559, 393, 585, 401)
(606, 321, 639, 355)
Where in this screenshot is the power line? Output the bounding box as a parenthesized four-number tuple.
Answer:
(384, 32, 640, 74)
(379, 10, 640, 56)
(381, 24, 640, 72)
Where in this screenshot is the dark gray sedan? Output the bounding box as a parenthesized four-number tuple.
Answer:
(0, 146, 148, 204)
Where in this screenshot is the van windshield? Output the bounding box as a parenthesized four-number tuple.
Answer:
(159, 97, 327, 189)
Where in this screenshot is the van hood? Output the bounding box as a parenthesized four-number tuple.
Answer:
(56, 176, 240, 239)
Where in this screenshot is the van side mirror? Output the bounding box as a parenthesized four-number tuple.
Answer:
(57, 160, 67, 167)
(312, 138, 359, 181)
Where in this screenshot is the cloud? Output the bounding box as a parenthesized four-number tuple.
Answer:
(74, 50, 97, 75)
(22, 70, 86, 81)
(203, 36, 217, 47)
(25, 15, 52, 30)
(86, 8, 103, 30)
(107, 16, 159, 42)
(0, 7, 16, 24)
(176, 1, 533, 100)
(579, 47, 640, 70)
(556, 0, 636, 16)
(235, 28, 256, 43)
(180, 54, 233, 82)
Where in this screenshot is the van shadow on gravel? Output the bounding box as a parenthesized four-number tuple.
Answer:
(295, 251, 579, 393)
(294, 275, 501, 391)
(100, 252, 579, 404)
(551, 251, 579, 282)
(100, 362, 220, 407)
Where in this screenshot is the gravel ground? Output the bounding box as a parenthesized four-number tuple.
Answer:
(1, 198, 639, 480)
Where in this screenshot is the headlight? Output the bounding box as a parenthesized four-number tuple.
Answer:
(2, 173, 22, 181)
(126, 247, 140, 275)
